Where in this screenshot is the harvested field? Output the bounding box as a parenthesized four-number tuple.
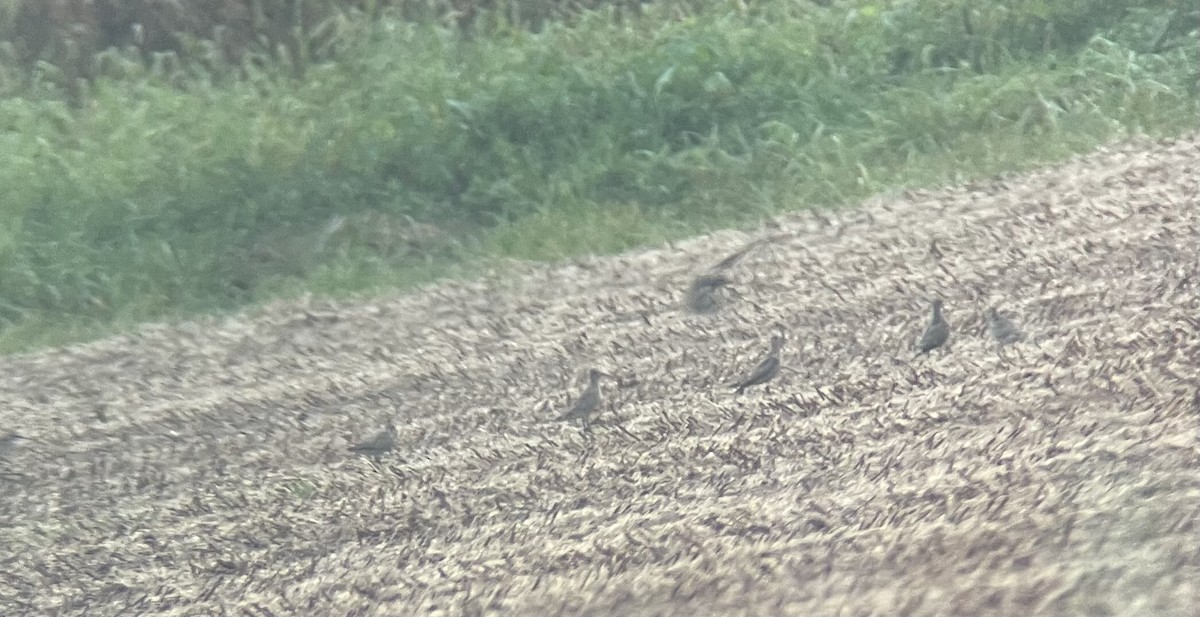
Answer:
(1, 134, 1199, 616)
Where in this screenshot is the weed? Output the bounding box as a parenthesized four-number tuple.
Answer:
(0, 1, 1196, 353)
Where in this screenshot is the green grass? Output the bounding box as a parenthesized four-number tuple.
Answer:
(0, 0, 1196, 354)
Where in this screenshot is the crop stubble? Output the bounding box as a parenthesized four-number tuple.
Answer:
(0, 134, 1197, 616)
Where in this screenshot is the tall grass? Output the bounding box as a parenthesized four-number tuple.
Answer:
(0, 0, 1196, 352)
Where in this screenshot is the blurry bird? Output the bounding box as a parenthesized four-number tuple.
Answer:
(732, 335, 786, 394)
(915, 299, 950, 356)
(349, 422, 397, 459)
(986, 306, 1024, 347)
(684, 273, 731, 314)
(552, 368, 606, 427)
(0, 432, 25, 458)
(708, 238, 768, 272)
(928, 239, 944, 261)
(682, 237, 775, 314)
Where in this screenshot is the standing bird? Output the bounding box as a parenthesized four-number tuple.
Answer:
(553, 369, 606, 428)
(986, 307, 1024, 347)
(684, 273, 732, 314)
(915, 299, 950, 356)
(349, 422, 397, 460)
(732, 335, 786, 394)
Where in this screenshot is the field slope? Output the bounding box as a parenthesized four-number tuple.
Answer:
(1, 133, 1198, 616)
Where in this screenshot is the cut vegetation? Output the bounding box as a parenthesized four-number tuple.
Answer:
(0, 131, 1196, 615)
(0, 3, 1197, 614)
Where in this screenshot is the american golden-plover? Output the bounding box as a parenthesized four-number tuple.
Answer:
(915, 299, 950, 356)
(553, 368, 607, 428)
(986, 306, 1024, 347)
(684, 273, 732, 314)
(350, 423, 397, 459)
(733, 335, 785, 394)
(708, 238, 767, 272)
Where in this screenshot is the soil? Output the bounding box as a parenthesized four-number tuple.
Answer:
(1, 133, 1198, 616)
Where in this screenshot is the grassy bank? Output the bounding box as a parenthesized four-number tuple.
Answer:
(0, 1, 1196, 353)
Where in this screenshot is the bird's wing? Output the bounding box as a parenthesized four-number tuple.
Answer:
(739, 355, 780, 387)
(998, 318, 1023, 342)
(685, 289, 719, 314)
(556, 390, 596, 421)
(918, 322, 948, 350)
(710, 239, 767, 271)
(351, 431, 390, 451)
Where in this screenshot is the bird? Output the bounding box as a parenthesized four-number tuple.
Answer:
(0, 433, 25, 458)
(684, 273, 731, 314)
(349, 423, 397, 459)
(552, 368, 606, 427)
(986, 307, 1024, 347)
(708, 238, 768, 272)
(683, 238, 776, 314)
(915, 299, 950, 356)
(732, 335, 786, 394)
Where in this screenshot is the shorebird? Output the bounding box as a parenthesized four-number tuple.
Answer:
(986, 307, 1024, 347)
(349, 422, 397, 460)
(708, 238, 768, 272)
(552, 368, 607, 428)
(732, 335, 786, 394)
(684, 273, 731, 314)
(682, 238, 776, 314)
(915, 299, 950, 356)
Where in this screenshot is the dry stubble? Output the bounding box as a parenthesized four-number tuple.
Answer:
(1, 134, 1198, 616)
